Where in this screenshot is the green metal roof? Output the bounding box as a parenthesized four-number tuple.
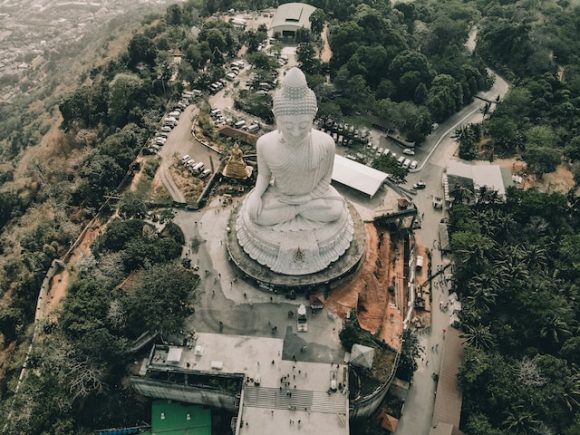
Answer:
(151, 400, 211, 435)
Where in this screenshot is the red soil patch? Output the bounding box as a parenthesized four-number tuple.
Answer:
(326, 224, 406, 351)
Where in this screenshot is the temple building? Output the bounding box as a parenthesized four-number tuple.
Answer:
(271, 3, 317, 39)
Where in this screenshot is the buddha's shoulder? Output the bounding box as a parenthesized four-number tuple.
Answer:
(311, 129, 334, 145)
(256, 130, 281, 149)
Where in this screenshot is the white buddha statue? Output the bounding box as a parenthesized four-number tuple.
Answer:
(236, 67, 354, 275)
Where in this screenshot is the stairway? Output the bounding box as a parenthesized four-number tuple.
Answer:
(243, 386, 346, 414)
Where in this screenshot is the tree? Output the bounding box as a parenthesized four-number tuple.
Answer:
(127, 34, 157, 68)
(396, 329, 422, 382)
(523, 144, 560, 177)
(124, 262, 199, 336)
(165, 4, 182, 25)
(107, 73, 144, 127)
(389, 50, 432, 100)
(309, 9, 325, 36)
(297, 42, 320, 75)
(92, 219, 144, 255)
(565, 136, 580, 161)
(372, 154, 408, 182)
(526, 125, 556, 148)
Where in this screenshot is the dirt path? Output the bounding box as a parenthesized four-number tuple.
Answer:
(41, 223, 105, 321)
(320, 23, 332, 63)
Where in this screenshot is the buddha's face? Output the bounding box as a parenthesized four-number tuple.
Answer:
(278, 114, 313, 144)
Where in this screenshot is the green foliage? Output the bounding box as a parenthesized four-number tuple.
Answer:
(234, 90, 274, 124)
(93, 219, 144, 255)
(297, 43, 321, 75)
(523, 144, 560, 177)
(455, 124, 481, 160)
(339, 314, 377, 350)
(372, 154, 409, 182)
(93, 218, 182, 272)
(60, 277, 128, 363)
(107, 73, 145, 127)
(124, 261, 199, 335)
(127, 33, 158, 68)
(396, 329, 422, 382)
(450, 188, 580, 433)
(309, 9, 325, 36)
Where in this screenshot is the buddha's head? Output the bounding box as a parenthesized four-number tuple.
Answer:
(273, 67, 317, 145)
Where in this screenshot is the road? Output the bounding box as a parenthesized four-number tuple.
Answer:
(392, 72, 510, 435)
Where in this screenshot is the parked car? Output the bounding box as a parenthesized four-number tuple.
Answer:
(403, 158, 411, 168)
(190, 162, 205, 175)
(161, 126, 172, 132)
(410, 160, 418, 170)
(403, 148, 415, 156)
(247, 124, 260, 133)
(143, 146, 158, 155)
(155, 137, 167, 146)
(163, 117, 178, 126)
(413, 181, 426, 189)
(181, 155, 192, 164)
(397, 156, 405, 166)
(234, 120, 246, 129)
(157, 132, 169, 139)
(200, 168, 212, 179)
(210, 109, 222, 118)
(168, 110, 181, 118)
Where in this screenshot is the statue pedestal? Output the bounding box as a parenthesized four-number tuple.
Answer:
(227, 202, 366, 291)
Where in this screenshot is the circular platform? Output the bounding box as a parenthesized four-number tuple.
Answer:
(226, 202, 366, 292)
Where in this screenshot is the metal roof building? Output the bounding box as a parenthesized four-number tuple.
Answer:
(332, 155, 388, 197)
(443, 160, 511, 204)
(271, 2, 317, 37)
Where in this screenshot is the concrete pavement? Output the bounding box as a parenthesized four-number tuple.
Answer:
(173, 198, 345, 365)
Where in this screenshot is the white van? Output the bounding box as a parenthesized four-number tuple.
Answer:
(226, 72, 236, 81)
(247, 124, 259, 133)
(234, 120, 246, 129)
(397, 155, 405, 166)
(190, 162, 205, 174)
(403, 159, 411, 168)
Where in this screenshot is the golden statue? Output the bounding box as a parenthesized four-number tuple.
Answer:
(223, 144, 252, 179)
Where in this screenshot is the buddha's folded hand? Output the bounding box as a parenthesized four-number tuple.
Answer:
(278, 193, 311, 205)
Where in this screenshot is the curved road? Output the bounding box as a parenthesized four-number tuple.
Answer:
(392, 77, 510, 435)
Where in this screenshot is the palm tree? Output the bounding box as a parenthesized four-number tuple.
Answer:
(540, 315, 572, 344)
(462, 324, 496, 350)
(502, 407, 543, 434)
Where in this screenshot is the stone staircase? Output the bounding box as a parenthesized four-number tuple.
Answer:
(243, 386, 346, 414)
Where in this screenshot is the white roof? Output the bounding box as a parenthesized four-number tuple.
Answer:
(472, 165, 505, 197)
(271, 2, 317, 30)
(166, 346, 183, 363)
(446, 160, 506, 197)
(332, 155, 388, 197)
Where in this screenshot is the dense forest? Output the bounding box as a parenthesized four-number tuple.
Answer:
(450, 187, 579, 434)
